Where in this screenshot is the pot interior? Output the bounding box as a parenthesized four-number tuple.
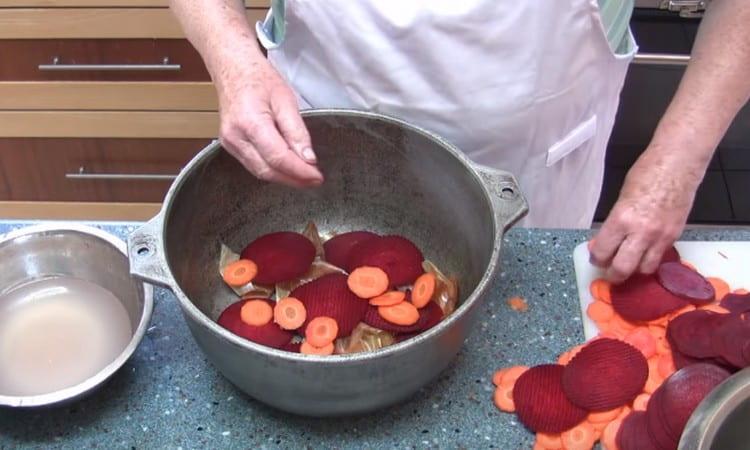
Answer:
(164, 112, 497, 320)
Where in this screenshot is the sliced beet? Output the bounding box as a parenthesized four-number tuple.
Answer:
(652, 363, 731, 445)
(281, 341, 302, 353)
(617, 412, 661, 450)
(217, 299, 294, 349)
(656, 262, 715, 305)
(661, 246, 681, 263)
(667, 310, 727, 359)
(645, 387, 679, 450)
(240, 231, 316, 285)
(513, 364, 588, 433)
(290, 273, 369, 337)
(710, 313, 750, 369)
(561, 338, 648, 411)
(720, 292, 750, 314)
(363, 300, 443, 334)
(611, 274, 689, 322)
(322, 231, 379, 270)
(346, 235, 424, 287)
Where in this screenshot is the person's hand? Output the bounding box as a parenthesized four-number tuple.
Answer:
(589, 150, 702, 283)
(215, 55, 324, 188)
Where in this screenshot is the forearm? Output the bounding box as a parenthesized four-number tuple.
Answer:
(637, 0, 750, 183)
(169, 0, 266, 95)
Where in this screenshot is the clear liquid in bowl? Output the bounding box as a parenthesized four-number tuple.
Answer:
(0, 276, 132, 397)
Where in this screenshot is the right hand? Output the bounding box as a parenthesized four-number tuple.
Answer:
(215, 56, 324, 188)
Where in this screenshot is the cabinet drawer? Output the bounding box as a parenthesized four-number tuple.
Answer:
(0, 39, 209, 81)
(0, 138, 210, 202)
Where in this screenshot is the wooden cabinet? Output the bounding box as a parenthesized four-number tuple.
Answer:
(0, 0, 269, 220)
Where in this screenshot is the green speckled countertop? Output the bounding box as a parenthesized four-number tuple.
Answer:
(0, 221, 747, 450)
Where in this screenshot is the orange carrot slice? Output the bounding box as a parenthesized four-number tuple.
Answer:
(493, 384, 515, 412)
(273, 297, 307, 330)
(735, 289, 749, 295)
(536, 432, 563, 449)
(561, 421, 596, 450)
(412, 273, 436, 308)
(590, 278, 612, 304)
(492, 368, 509, 387)
(558, 344, 585, 366)
(601, 418, 624, 450)
(706, 277, 730, 302)
(369, 290, 406, 307)
(378, 302, 420, 326)
(507, 296, 529, 312)
(300, 340, 334, 356)
(624, 327, 657, 359)
(700, 303, 730, 314)
(657, 352, 676, 379)
(222, 259, 258, 287)
(240, 299, 273, 326)
(667, 304, 696, 321)
(587, 300, 614, 323)
(305, 316, 339, 347)
(633, 393, 651, 411)
(643, 357, 662, 394)
(500, 365, 529, 388)
(588, 406, 623, 424)
(347, 266, 389, 299)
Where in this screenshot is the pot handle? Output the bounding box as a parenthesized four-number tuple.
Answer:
(473, 164, 529, 231)
(127, 212, 173, 287)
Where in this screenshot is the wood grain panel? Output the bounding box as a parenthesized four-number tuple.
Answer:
(0, 201, 161, 221)
(2, 1, 267, 6)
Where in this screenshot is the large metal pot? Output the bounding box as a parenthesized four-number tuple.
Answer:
(127, 109, 528, 417)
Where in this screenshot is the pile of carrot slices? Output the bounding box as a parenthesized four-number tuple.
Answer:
(493, 244, 747, 450)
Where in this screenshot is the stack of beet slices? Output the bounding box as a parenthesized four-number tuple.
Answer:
(218, 228, 448, 352)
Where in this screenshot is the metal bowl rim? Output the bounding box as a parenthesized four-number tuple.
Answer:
(0, 223, 154, 408)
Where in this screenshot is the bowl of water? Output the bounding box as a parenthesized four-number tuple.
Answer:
(0, 224, 153, 408)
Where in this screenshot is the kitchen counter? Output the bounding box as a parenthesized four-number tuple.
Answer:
(1, 221, 748, 450)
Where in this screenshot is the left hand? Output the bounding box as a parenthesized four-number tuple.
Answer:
(589, 149, 702, 283)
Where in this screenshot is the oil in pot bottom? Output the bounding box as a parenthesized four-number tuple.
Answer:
(0, 277, 132, 397)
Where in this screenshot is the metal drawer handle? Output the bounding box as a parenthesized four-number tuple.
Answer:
(66, 167, 176, 181)
(633, 53, 691, 66)
(39, 56, 181, 72)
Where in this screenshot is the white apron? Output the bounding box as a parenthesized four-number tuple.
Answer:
(257, 0, 637, 228)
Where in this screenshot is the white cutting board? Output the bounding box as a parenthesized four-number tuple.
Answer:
(573, 241, 750, 340)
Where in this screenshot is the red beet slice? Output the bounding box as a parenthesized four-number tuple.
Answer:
(217, 299, 294, 349)
(290, 273, 368, 338)
(617, 412, 661, 450)
(710, 313, 750, 369)
(667, 310, 727, 359)
(612, 274, 689, 322)
(513, 364, 588, 433)
(661, 246, 681, 263)
(364, 300, 443, 334)
(281, 341, 302, 353)
(650, 363, 731, 447)
(645, 387, 679, 450)
(656, 262, 715, 305)
(346, 235, 424, 287)
(720, 292, 750, 314)
(561, 338, 648, 411)
(323, 231, 379, 270)
(240, 231, 316, 285)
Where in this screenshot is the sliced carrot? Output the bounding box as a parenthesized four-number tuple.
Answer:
(616, 405, 632, 421)
(378, 302, 420, 326)
(597, 330, 620, 341)
(706, 277, 730, 302)
(601, 418, 624, 450)
(735, 288, 749, 295)
(558, 344, 585, 366)
(633, 393, 651, 411)
(492, 368, 509, 387)
(493, 384, 515, 412)
(648, 324, 666, 340)
(300, 341, 334, 356)
(609, 314, 637, 335)
(273, 297, 307, 330)
(561, 421, 596, 450)
(700, 303, 730, 314)
(590, 278, 612, 304)
(587, 300, 614, 323)
(655, 335, 672, 355)
(222, 259, 258, 287)
(588, 406, 623, 424)
(536, 432, 563, 449)
(412, 273, 436, 308)
(624, 327, 657, 359)
(305, 316, 339, 348)
(239, 299, 273, 326)
(347, 266, 389, 299)
(369, 290, 406, 307)
(643, 357, 662, 394)
(657, 352, 676, 379)
(532, 442, 546, 450)
(500, 365, 529, 388)
(668, 304, 696, 321)
(681, 260, 697, 271)
(507, 295, 529, 313)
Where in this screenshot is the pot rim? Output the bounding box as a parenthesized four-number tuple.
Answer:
(146, 108, 521, 363)
(0, 223, 154, 408)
